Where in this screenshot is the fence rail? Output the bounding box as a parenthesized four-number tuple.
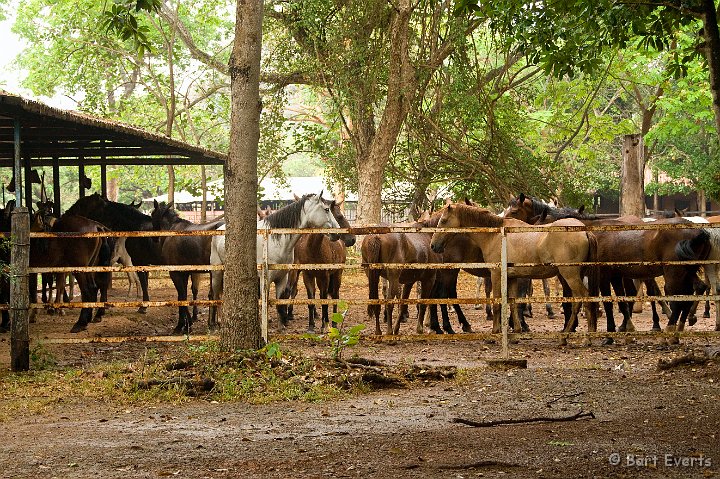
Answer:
(7, 220, 720, 368)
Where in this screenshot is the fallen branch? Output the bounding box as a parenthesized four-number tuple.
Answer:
(452, 410, 595, 427)
(546, 390, 585, 407)
(657, 354, 708, 371)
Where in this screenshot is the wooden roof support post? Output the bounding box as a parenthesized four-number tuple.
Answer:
(10, 207, 29, 371)
(78, 162, 85, 198)
(52, 156, 60, 215)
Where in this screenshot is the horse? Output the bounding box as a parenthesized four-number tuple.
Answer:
(151, 199, 225, 334)
(284, 198, 356, 332)
(503, 193, 676, 332)
(361, 211, 448, 336)
(430, 203, 599, 334)
(110, 237, 142, 298)
(209, 192, 341, 331)
(29, 211, 110, 333)
(65, 193, 165, 314)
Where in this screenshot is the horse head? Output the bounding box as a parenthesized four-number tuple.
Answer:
(151, 200, 177, 231)
(431, 204, 461, 253)
(302, 193, 341, 240)
(328, 199, 355, 247)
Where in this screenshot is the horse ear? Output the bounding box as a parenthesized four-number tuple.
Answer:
(518, 193, 526, 203)
(464, 197, 472, 206)
(578, 205, 585, 215)
(445, 197, 452, 206)
(293, 193, 300, 202)
(154, 199, 159, 209)
(318, 190, 324, 200)
(167, 201, 174, 210)
(540, 206, 549, 223)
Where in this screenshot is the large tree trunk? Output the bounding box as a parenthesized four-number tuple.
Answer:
(221, 0, 264, 351)
(354, 0, 415, 225)
(619, 134, 646, 217)
(702, 1, 720, 136)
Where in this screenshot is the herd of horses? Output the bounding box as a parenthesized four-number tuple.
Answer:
(0, 191, 718, 342)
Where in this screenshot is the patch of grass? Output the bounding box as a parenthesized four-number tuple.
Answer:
(0, 341, 456, 421)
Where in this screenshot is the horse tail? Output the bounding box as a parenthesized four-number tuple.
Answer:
(584, 232, 599, 321)
(676, 229, 710, 261)
(362, 235, 383, 318)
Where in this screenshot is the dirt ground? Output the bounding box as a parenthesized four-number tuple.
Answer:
(1, 270, 719, 478)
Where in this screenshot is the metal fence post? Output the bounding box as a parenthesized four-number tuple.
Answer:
(501, 227, 509, 359)
(10, 207, 30, 371)
(260, 227, 269, 343)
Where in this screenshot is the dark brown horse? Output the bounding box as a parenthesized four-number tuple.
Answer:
(361, 212, 447, 336)
(65, 193, 164, 314)
(286, 199, 356, 332)
(151, 200, 224, 334)
(30, 212, 110, 333)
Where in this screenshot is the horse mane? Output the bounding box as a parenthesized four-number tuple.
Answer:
(102, 199, 154, 230)
(154, 201, 191, 227)
(454, 204, 503, 228)
(416, 209, 444, 227)
(264, 194, 310, 229)
(519, 194, 600, 221)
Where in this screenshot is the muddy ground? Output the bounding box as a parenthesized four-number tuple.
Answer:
(0, 270, 719, 478)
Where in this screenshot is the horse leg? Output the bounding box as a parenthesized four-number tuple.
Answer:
(328, 270, 342, 331)
(448, 270, 472, 333)
(543, 278, 556, 318)
(302, 271, 322, 332)
(69, 273, 96, 333)
(209, 269, 223, 332)
(170, 271, 191, 335)
(397, 283, 412, 324)
(707, 264, 720, 332)
(599, 276, 616, 333)
(190, 272, 201, 324)
(559, 269, 594, 333)
(387, 274, 402, 336)
(424, 276, 443, 335)
(366, 268, 382, 335)
(92, 272, 111, 322)
(490, 271, 502, 334)
(317, 273, 331, 334)
(644, 279, 663, 331)
(275, 274, 292, 329)
(612, 276, 634, 332)
(483, 274, 494, 322)
(137, 271, 150, 314)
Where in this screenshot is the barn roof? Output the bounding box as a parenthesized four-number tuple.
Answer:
(0, 90, 226, 167)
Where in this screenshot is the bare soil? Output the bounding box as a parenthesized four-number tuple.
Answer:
(1, 270, 719, 479)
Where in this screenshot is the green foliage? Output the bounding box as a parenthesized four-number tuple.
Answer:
(327, 301, 365, 361)
(30, 343, 58, 370)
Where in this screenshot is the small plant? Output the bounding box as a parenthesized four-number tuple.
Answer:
(30, 343, 57, 370)
(263, 341, 282, 360)
(327, 300, 365, 361)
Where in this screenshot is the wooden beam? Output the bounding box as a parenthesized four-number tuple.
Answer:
(10, 206, 30, 371)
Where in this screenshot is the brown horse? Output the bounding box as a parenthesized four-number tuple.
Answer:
(29, 212, 110, 333)
(361, 212, 443, 336)
(431, 203, 598, 334)
(151, 200, 224, 334)
(505, 194, 710, 332)
(286, 199, 356, 332)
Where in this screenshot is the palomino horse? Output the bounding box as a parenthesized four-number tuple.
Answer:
(430, 203, 598, 334)
(361, 211, 448, 336)
(151, 200, 224, 334)
(285, 198, 355, 332)
(209, 192, 341, 331)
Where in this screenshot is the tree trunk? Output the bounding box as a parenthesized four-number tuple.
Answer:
(221, 0, 264, 351)
(702, 1, 720, 136)
(201, 165, 207, 223)
(620, 134, 646, 217)
(353, 0, 415, 225)
(167, 165, 175, 204)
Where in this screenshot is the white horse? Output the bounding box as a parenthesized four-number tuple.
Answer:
(209, 192, 341, 330)
(110, 237, 142, 298)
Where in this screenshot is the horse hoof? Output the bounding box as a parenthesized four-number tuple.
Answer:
(547, 312, 556, 319)
(689, 316, 697, 327)
(432, 329, 443, 335)
(172, 326, 190, 335)
(462, 325, 473, 333)
(703, 312, 710, 318)
(444, 328, 456, 335)
(602, 337, 614, 346)
(651, 325, 662, 332)
(137, 307, 147, 314)
(70, 323, 87, 333)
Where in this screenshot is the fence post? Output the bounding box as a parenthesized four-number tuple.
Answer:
(260, 227, 269, 343)
(10, 207, 30, 371)
(501, 227, 509, 359)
